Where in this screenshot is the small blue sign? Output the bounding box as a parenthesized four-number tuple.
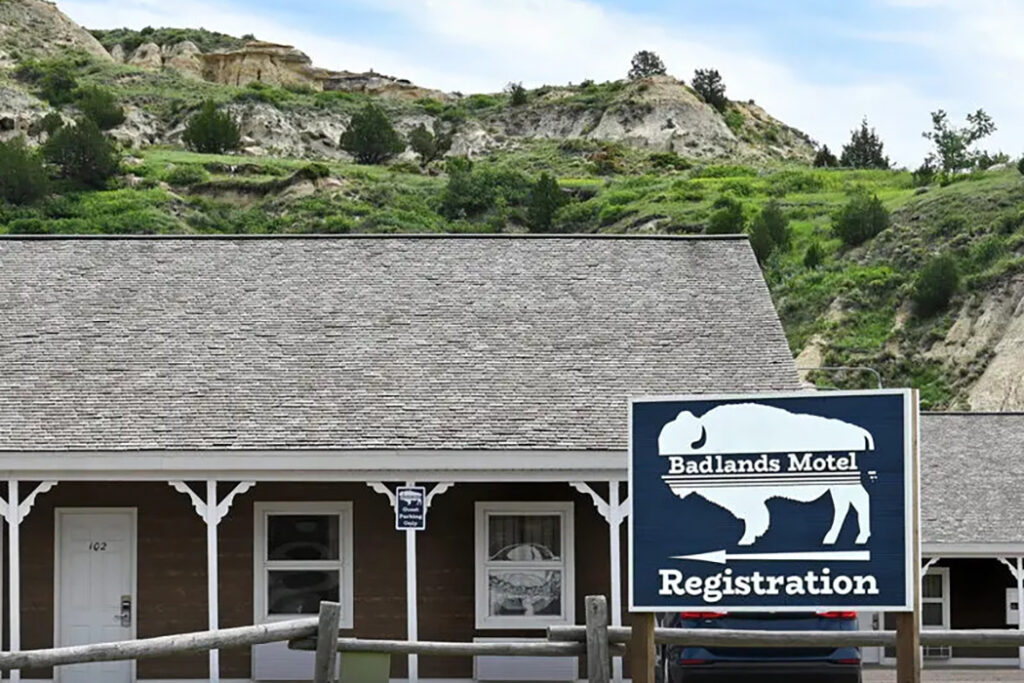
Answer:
(629, 389, 916, 612)
(396, 486, 427, 531)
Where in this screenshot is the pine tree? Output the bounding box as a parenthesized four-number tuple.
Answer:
(43, 118, 119, 189)
(840, 118, 890, 169)
(628, 51, 667, 80)
(813, 145, 839, 168)
(339, 104, 405, 165)
(527, 172, 568, 232)
(408, 123, 452, 166)
(692, 69, 727, 113)
(183, 101, 241, 154)
(0, 136, 50, 205)
(76, 86, 126, 131)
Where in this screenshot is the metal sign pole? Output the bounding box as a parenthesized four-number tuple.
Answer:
(895, 389, 922, 683)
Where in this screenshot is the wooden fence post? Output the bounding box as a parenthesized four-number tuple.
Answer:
(314, 601, 342, 683)
(629, 613, 656, 683)
(897, 389, 922, 683)
(585, 596, 610, 683)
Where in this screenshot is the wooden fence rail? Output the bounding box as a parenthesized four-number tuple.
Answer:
(0, 616, 318, 672)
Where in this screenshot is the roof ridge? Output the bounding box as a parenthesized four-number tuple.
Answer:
(0, 233, 749, 242)
(922, 411, 1024, 416)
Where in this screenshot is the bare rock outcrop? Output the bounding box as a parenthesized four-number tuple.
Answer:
(0, 86, 50, 143)
(0, 0, 112, 61)
(966, 278, 1024, 410)
(109, 44, 126, 63)
(163, 41, 204, 79)
(203, 41, 320, 89)
(128, 42, 163, 70)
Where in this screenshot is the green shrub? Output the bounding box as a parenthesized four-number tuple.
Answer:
(723, 108, 744, 133)
(813, 145, 839, 168)
(1018, 157, 1024, 176)
(803, 241, 824, 269)
(340, 104, 405, 164)
(913, 254, 959, 316)
(527, 172, 569, 232)
(90, 27, 246, 54)
(417, 98, 445, 115)
(705, 196, 745, 235)
(183, 101, 241, 154)
(588, 143, 626, 175)
(439, 157, 531, 219)
(995, 210, 1024, 235)
(408, 123, 452, 166)
(76, 86, 126, 130)
(747, 200, 790, 263)
(506, 82, 528, 107)
(0, 136, 50, 205)
(162, 165, 210, 186)
(30, 112, 66, 137)
(43, 118, 119, 189)
(16, 58, 79, 106)
(692, 164, 757, 178)
(833, 192, 890, 246)
(767, 170, 824, 196)
(648, 151, 692, 171)
(912, 159, 938, 187)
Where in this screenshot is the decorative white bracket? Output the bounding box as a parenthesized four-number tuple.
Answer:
(571, 482, 630, 526)
(367, 482, 454, 513)
(0, 481, 58, 525)
(169, 481, 255, 525)
(999, 556, 1024, 580)
(922, 556, 941, 574)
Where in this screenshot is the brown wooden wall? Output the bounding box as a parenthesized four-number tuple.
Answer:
(6, 479, 626, 680)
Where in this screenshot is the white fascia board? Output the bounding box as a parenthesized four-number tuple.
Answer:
(923, 543, 1024, 557)
(0, 449, 627, 481)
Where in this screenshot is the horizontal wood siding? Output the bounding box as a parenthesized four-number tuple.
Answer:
(8, 480, 615, 680)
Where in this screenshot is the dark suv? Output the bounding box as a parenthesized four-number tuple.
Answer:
(662, 611, 862, 683)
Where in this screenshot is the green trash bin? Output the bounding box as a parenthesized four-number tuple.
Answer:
(339, 651, 391, 683)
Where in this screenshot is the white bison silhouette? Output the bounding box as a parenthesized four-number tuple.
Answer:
(659, 403, 873, 546)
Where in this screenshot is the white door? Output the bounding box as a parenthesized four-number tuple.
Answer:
(57, 510, 135, 683)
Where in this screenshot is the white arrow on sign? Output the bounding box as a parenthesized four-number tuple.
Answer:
(671, 550, 871, 564)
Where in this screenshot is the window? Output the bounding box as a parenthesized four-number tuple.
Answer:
(475, 502, 574, 629)
(254, 502, 354, 628)
(921, 567, 950, 659)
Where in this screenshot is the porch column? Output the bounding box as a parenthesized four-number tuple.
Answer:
(997, 556, 1024, 669)
(571, 481, 630, 683)
(170, 480, 254, 683)
(368, 482, 453, 683)
(1, 480, 57, 683)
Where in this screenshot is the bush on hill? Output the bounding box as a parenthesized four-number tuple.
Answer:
(840, 118, 890, 169)
(43, 118, 119, 189)
(527, 172, 568, 232)
(692, 69, 728, 113)
(76, 86, 126, 131)
(913, 254, 959, 316)
(0, 137, 50, 205)
(183, 101, 241, 154)
(90, 27, 248, 53)
(833, 192, 890, 246)
(705, 196, 745, 235)
(628, 50, 666, 80)
(340, 104, 405, 165)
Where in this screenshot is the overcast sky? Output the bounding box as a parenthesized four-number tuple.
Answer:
(59, 0, 1024, 167)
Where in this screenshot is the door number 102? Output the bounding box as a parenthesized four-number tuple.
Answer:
(88, 541, 108, 551)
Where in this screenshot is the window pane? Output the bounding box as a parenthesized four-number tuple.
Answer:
(488, 515, 561, 561)
(267, 515, 339, 561)
(267, 570, 340, 615)
(488, 569, 562, 617)
(922, 601, 944, 627)
(922, 574, 943, 599)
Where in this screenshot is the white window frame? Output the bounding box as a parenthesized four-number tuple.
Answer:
(474, 501, 575, 630)
(922, 567, 951, 659)
(253, 501, 354, 629)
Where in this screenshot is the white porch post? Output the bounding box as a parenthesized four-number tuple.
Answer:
(1, 480, 57, 683)
(170, 480, 254, 683)
(571, 481, 629, 683)
(206, 480, 220, 681)
(368, 481, 452, 683)
(1017, 557, 1023, 670)
(8, 479, 19, 683)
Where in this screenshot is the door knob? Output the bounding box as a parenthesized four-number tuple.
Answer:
(120, 595, 132, 628)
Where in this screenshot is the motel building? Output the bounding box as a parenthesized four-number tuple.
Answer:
(0, 234, 1020, 683)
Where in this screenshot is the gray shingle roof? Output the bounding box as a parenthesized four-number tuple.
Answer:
(921, 413, 1024, 544)
(0, 236, 798, 451)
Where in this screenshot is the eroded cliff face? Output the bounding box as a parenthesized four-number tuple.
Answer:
(202, 41, 320, 89)
(0, 0, 111, 61)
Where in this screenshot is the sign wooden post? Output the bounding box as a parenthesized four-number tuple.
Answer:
(629, 613, 656, 683)
(896, 389, 922, 683)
